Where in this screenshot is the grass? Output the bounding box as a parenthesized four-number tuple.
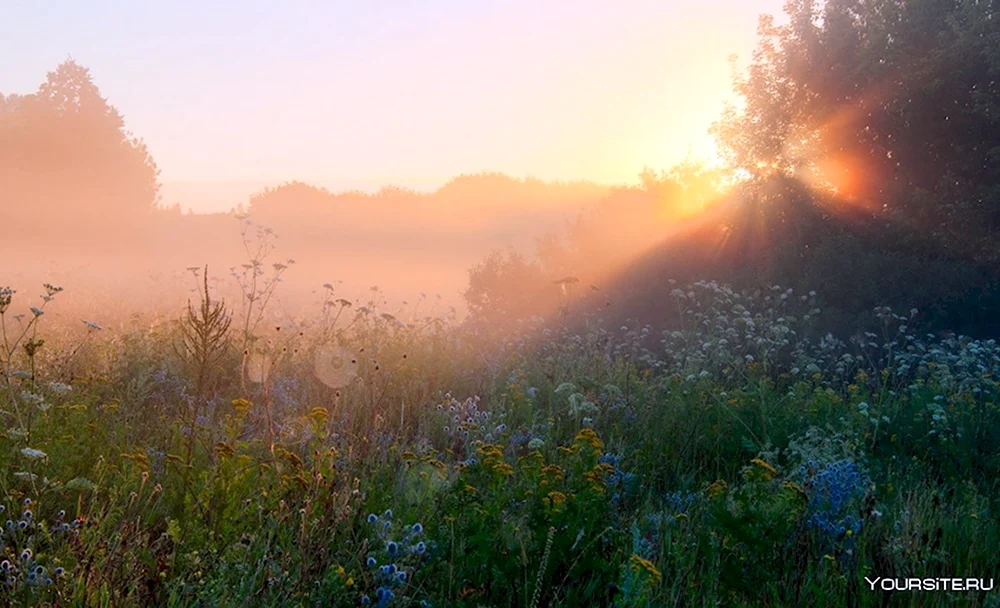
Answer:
(1, 276, 999, 607)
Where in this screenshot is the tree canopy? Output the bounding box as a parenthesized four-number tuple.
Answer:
(0, 60, 160, 241)
(712, 0, 1000, 258)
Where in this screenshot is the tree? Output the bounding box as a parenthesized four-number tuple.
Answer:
(0, 60, 160, 242)
(713, 0, 1000, 259)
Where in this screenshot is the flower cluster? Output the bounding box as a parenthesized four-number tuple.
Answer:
(597, 452, 638, 508)
(361, 510, 434, 607)
(801, 460, 868, 544)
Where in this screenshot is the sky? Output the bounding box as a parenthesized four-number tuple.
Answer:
(2, 0, 784, 212)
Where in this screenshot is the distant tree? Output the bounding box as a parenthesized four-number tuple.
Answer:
(713, 0, 1000, 258)
(0, 60, 160, 240)
(248, 181, 333, 215)
(464, 250, 554, 331)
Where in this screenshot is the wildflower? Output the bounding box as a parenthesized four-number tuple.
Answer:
(82, 319, 103, 331)
(0, 286, 13, 313)
(387, 540, 399, 555)
(20, 549, 32, 561)
(23, 510, 32, 520)
(416, 541, 426, 554)
(30, 306, 44, 317)
(545, 491, 568, 506)
(231, 398, 252, 416)
(411, 522, 423, 534)
(383, 509, 393, 520)
(749, 457, 778, 480)
(367, 556, 377, 568)
(629, 554, 663, 584)
(54, 567, 64, 576)
(368, 513, 378, 523)
(706, 479, 728, 498)
(49, 381, 72, 394)
(397, 570, 407, 582)
(21, 447, 46, 460)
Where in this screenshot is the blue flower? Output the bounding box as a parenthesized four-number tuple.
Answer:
(804, 460, 868, 545)
(387, 540, 398, 555)
(367, 556, 377, 568)
(383, 509, 393, 520)
(368, 513, 378, 523)
(411, 523, 423, 534)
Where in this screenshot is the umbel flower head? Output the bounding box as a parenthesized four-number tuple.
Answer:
(0, 286, 13, 313)
(21, 447, 47, 460)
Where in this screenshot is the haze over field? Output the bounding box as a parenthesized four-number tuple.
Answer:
(3, 2, 1000, 606)
(1, 1, 788, 318)
(4, 0, 784, 211)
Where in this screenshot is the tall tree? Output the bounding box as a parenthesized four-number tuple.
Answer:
(713, 0, 1000, 259)
(0, 60, 160, 242)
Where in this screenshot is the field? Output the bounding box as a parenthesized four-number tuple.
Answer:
(2, 271, 998, 607)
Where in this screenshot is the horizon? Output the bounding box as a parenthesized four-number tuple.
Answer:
(3, 0, 784, 212)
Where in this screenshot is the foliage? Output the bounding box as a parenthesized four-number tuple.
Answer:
(0, 277, 998, 606)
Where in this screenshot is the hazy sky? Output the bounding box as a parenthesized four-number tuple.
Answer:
(3, 1, 784, 211)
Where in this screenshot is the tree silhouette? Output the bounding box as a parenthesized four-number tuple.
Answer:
(0, 60, 160, 242)
(713, 0, 1000, 259)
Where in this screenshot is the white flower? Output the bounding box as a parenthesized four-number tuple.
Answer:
(49, 382, 72, 394)
(30, 307, 44, 317)
(82, 320, 103, 331)
(21, 447, 47, 460)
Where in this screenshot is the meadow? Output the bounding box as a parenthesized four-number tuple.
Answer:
(2, 227, 998, 607)
(4, 3, 1000, 604)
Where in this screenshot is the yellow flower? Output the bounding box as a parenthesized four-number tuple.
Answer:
(541, 464, 564, 482)
(121, 451, 150, 472)
(231, 398, 252, 416)
(706, 479, 728, 498)
(574, 428, 604, 451)
(629, 554, 662, 585)
(307, 406, 329, 427)
(214, 441, 235, 460)
(750, 458, 777, 477)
